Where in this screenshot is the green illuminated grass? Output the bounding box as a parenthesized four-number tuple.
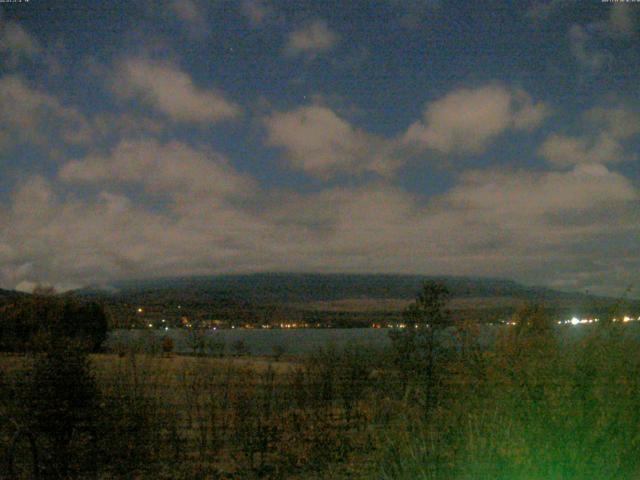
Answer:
(372, 325, 640, 480)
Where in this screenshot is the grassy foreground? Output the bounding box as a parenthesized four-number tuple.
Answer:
(375, 322, 640, 480)
(2, 321, 640, 479)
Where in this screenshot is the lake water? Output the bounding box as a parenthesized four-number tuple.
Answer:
(106, 323, 640, 356)
(107, 328, 394, 355)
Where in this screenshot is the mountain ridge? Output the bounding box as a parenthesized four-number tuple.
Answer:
(75, 272, 604, 304)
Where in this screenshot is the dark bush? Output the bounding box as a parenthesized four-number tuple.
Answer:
(20, 341, 99, 478)
(161, 335, 174, 356)
(0, 295, 108, 353)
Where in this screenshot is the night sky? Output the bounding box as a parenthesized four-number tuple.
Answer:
(0, 0, 638, 295)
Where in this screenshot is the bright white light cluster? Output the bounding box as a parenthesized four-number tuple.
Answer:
(558, 317, 598, 325)
(559, 315, 640, 326)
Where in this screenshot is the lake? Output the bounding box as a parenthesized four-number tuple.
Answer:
(106, 322, 640, 356)
(107, 327, 395, 356)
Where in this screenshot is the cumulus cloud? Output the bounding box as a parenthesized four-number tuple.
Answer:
(0, 74, 92, 149)
(263, 163, 639, 292)
(1, 176, 169, 289)
(264, 105, 399, 178)
(584, 105, 640, 139)
(264, 87, 559, 179)
(113, 58, 241, 124)
(569, 25, 610, 70)
(285, 20, 339, 58)
(440, 164, 637, 285)
(403, 85, 550, 154)
(0, 19, 41, 65)
(59, 138, 255, 199)
(447, 163, 636, 220)
(3, 154, 638, 296)
(437, 163, 639, 292)
(539, 134, 626, 166)
(539, 105, 640, 166)
(0, 69, 166, 146)
(0, 166, 270, 289)
(569, 5, 635, 70)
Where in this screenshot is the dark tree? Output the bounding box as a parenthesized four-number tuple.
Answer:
(162, 335, 175, 356)
(0, 296, 109, 353)
(402, 282, 451, 329)
(389, 281, 451, 412)
(22, 341, 99, 478)
(60, 301, 109, 352)
(513, 303, 553, 336)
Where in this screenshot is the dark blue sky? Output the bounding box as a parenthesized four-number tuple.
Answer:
(0, 0, 638, 295)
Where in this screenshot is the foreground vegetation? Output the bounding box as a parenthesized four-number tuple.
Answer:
(2, 285, 640, 479)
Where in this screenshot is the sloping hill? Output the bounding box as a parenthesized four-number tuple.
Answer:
(78, 273, 591, 304)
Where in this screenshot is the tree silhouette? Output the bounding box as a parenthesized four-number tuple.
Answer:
(389, 281, 451, 412)
(22, 341, 99, 478)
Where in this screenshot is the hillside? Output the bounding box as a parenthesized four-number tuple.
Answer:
(75, 274, 639, 327)
(78, 273, 592, 303)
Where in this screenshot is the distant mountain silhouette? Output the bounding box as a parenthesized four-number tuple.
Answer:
(77, 273, 598, 304)
(58, 274, 640, 326)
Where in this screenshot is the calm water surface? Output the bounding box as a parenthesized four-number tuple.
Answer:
(106, 323, 629, 356)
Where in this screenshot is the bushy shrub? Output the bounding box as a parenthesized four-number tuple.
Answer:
(375, 311, 640, 480)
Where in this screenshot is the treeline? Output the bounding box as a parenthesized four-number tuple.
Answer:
(0, 292, 108, 353)
(0, 291, 114, 478)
